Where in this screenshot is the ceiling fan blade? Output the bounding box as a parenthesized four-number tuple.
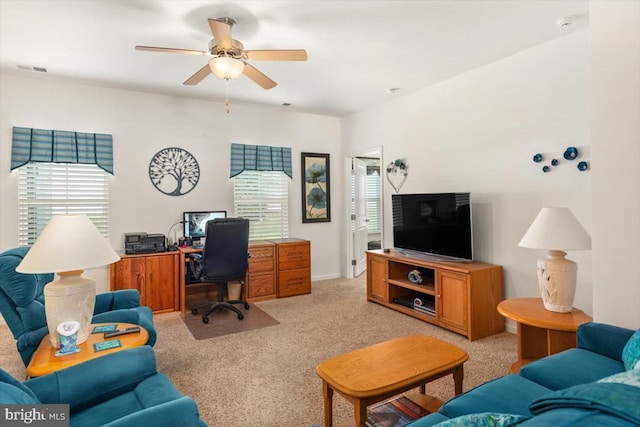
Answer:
(135, 46, 207, 56)
(208, 19, 233, 50)
(243, 64, 277, 90)
(183, 64, 212, 85)
(245, 50, 308, 61)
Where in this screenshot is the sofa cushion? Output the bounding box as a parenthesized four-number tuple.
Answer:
(622, 329, 640, 370)
(519, 348, 624, 390)
(439, 375, 551, 419)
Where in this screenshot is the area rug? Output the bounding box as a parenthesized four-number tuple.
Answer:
(182, 304, 279, 340)
(366, 396, 430, 427)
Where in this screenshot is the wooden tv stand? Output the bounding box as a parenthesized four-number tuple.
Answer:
(366, 249, 504, 341)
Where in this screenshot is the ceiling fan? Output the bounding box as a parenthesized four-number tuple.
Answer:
(135, 17, 307, 90)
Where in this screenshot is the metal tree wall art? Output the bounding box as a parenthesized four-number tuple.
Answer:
(149, 147, 200, 196)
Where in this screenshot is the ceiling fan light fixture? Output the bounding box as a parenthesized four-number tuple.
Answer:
(209, 56, 245, 80)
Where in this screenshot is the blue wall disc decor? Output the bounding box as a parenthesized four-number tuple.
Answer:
(577, 161, 589, 171)
(533, 153, 543, 163)
(563, 147, 578, 160)
(551, 159, 559, 166)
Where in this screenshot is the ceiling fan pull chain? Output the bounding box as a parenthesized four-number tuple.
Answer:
(225, 78, 231, 113)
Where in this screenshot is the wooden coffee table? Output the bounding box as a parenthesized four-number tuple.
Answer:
(27, 323, 149, 377)
(497, 298, 592, 373)
(316, 335, 468, 427)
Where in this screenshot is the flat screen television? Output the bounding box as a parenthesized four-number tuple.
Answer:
(183, 210, 227, 242)
(392, 193, 473, 261)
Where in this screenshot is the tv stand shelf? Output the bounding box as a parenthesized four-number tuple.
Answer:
(367, 249, 504, 341)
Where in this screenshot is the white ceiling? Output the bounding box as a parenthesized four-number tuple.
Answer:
(0, 0, 588, 117)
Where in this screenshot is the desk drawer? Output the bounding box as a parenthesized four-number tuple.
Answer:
(247, 273, 276, 298)
(277, 242, 310, 270)
(277, 268, 311, 297)
(248, 248, 275, 274)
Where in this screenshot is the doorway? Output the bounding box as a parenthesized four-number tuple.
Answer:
(347, 152, 383, 278)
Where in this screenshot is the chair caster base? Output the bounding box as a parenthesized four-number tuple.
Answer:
(244, 303, 250, 310)
(202, 316, 209, 324)
(191, 309, 198, 315)
(237, 313, 244, 320)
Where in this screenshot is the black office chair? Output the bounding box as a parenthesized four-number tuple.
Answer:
(188, 218, 251, 324)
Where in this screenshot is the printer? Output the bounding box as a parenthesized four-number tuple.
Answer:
(124, 232, 166, 255)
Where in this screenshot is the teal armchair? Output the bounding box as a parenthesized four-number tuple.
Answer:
(0, 247, 156, 366)
(0, 346, 207, 427)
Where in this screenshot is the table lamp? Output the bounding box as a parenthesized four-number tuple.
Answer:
(16, 214, 120, 347)
(518, 207, 591, 313)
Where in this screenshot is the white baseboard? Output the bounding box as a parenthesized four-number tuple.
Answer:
(311, 274, 342, 281)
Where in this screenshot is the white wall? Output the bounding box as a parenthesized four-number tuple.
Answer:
(590, 1, 640, 329)
(0, 74, 344, 294)
(343, 30, 594, 318)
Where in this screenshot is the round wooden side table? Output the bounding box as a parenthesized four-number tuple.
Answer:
(497, 297, 592, 373)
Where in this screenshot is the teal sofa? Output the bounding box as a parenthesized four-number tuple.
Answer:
(0, 345, 207, 427)
(407, 322, 640, 427)
(0, 246, 157, 366)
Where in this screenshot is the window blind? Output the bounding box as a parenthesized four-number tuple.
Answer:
(234, 171, 289, 240)
(18, 163, 110, 245)
(366, 172, 381, 233)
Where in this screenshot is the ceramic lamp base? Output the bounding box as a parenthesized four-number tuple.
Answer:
(44, 270, 96, 348)
(536, 250, 577, 313)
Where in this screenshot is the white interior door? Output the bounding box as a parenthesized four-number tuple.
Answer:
(353, 158, 368, 277)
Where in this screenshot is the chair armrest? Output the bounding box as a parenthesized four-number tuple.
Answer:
(16, 326, 49, 366)
(577, 322, 635, 362)
(102, 396, 205, 427)
(25, 346, 157, 410)
(92, 309, 140, 325)
(92, 307, 156, 347)
(95, 290, 141, 314)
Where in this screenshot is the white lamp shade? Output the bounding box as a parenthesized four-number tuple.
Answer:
(518, 207, 591, 251)
(16, 214, 120, 273)
(209, 56, 245, 80)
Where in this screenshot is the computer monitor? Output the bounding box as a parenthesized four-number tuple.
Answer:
(183, 211, 227, 242)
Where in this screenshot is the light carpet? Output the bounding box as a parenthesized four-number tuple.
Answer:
(0, 275, 517, 427)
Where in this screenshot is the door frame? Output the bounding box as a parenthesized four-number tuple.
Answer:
(344, 146, 384, 279)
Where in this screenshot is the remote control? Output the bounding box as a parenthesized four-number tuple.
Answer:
(103, 326, 141, 339)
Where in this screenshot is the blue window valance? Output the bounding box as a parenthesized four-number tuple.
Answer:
(230, 143, 292, 179)
(11, 126, 114, 175)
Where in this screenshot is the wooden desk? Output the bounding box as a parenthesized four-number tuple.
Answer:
(316, 335, 468, 427)
(178, 241, 278, 313)
(27, 323, 149, 377)
(497, 298, 592, 373)
(110, 251, 179, 313)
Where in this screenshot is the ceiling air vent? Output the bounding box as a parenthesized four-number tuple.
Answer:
(17, 65, 48, 72)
